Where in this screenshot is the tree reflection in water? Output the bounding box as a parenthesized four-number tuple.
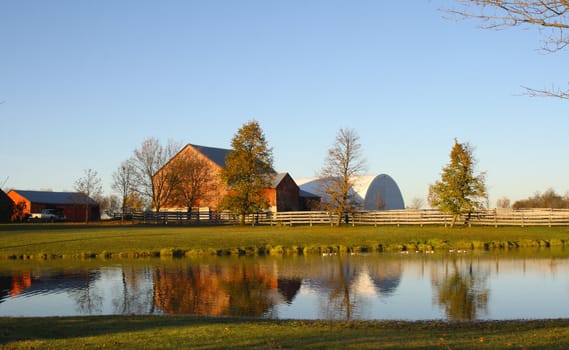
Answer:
(320, 256, 357, 320)
(432, 257, 489, 321)
(70, 270, 103, 314)
(315, 255, 402, 320)
(113, 265, 155, 314)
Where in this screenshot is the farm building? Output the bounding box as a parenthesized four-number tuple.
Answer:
(264, 173, 300, 212)
(296, 174, 405, 210)
(154, 144, 310, 212)
(6, 190, 100, 222)
(0, 189, 13, 223)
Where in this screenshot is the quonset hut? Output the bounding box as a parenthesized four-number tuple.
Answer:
(296, 174, 404, 211)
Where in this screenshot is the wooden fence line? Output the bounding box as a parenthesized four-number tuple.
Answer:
(128, 208, 569, 227)
(268, 209, 569, 227)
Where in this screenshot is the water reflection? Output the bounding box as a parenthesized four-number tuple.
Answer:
(152, 261, 301, 316)
(303, 256, 402, 320)
(431, 257, 489, 321)
(0, 251, 568, 320)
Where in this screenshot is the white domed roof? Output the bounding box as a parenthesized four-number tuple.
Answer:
(297, 174, 404, 210)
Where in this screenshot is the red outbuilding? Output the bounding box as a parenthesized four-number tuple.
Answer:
(7, 190, 100, 222)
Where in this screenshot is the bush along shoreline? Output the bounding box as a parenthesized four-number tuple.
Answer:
(2, 237, 568, 261)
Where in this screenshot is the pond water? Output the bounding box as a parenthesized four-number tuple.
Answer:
(1, 250, 569, 321)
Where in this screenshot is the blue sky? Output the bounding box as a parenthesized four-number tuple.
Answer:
(1, 0, 567, 207)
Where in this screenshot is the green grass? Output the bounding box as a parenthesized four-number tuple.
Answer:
(1, 316, 569, 349)
(1, 223, 569, 259)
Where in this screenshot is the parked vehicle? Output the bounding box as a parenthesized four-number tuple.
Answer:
(28, 209, 66, 222)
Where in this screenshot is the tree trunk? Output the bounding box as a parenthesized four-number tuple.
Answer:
(451, 214, 458, 228)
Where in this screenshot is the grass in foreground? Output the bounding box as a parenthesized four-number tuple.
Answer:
(1, 316, 569, 349)
(0, 223, 568, 259)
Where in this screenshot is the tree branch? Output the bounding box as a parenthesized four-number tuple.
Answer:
(522, 84, 569, 98)
(446, 0, 569, 99)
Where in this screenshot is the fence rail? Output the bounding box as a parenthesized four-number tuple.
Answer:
(124, 209, 569, 227)
(123, 208, 569, 227)
(268, 209, 569, 227)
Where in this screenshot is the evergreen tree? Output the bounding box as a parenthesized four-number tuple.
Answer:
(428, 139, 487, 227)
(220, 120, 275, 224)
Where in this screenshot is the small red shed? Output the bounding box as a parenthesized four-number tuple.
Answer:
(7, 190, 100, 222)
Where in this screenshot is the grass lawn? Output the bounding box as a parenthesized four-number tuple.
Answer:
(2, 316, 569, 349)
(0, 223, 568, 259)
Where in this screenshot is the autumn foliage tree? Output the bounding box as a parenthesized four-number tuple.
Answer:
(428, 139, 487, 227)
(220, 120, 275, 224)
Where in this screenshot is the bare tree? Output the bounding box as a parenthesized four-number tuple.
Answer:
(131, 138, 182, 212)
(74, 169, 103, 223)
(496, 196, 511, 209)
(170, 149, 216, 214)
(0, 176, 8, 190)
(112, 159, 136, 221)
(408, 197, 425, 210)
(448, 0, 569, 99)
(319, 128, 366, 226)
(513, 188, 569, 208)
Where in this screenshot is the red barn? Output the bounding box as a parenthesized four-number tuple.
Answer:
(155, 144, 304, 212)
(7, 190, 100, 222)
(264, 173, 300, 212)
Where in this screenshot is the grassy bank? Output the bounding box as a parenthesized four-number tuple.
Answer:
(0, 223, 568, 259)
(1, 316, 569, 349)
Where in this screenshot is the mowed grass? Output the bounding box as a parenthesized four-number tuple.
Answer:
(0, 223, 568, 259)
(1, 316, 569, 349)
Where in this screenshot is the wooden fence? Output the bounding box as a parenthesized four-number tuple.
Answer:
(127, 209, 236, 225)
(127, 208, 569, 227)
(267, 209, 569, 227)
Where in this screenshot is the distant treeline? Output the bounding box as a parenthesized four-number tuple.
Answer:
(513, 189, 569, 209)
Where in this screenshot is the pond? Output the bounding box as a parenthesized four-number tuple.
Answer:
(1, 249, 569, 321)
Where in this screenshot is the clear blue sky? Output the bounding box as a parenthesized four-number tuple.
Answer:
(1, 0, 567, 207)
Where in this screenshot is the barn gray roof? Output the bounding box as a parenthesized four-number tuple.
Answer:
(190, 144, 230, 168)
(11, 190, 98, 206)
(270, 173, 288, 188)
